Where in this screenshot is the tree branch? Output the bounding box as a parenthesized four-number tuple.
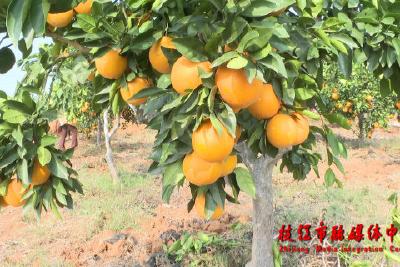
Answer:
(109, 114, 120, 138)
(46, 31, 90, 54)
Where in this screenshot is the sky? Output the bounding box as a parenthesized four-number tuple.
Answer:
(0, 34, 51, 95)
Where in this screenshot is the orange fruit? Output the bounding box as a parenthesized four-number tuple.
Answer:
(3, 179, 26, 207)
(248, 83, 281, 119)
(74, 0, 93, 14)
(47, 10, 74, 28)
(365, 95, 373, 102)
(221, 155, 237, 177)
(192, 120, 234, 162)
(194, 193, 224, 220)
(331, 92, 340, 101)
(215, 66, 261, 109)
(235, 125, 241, 143)
(149, 36, 176, 74)
(32, 159, 51, 186)
(95, 49, 128, 79)
(266, 113, 298, 148)
(120, 77, 151, 106)
(81, 102, 90, 112)
(183, 153, 223, 186)
(171, 56, 212, 95)
(395, 101, 400, 110)
(292, 113, 309, 145)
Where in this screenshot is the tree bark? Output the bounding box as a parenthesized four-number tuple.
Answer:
(96, 117, 102, 147)
(103, 108, 120, 184)
(237, 143, 287, 267)
(358, 112, 367, 141)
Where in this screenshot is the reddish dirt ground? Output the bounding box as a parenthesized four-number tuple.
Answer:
(0, 122, 399, 266)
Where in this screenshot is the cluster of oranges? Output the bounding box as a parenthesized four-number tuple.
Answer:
(45, 7, 310, 219)
(183, 120, 237, 220)
(47, 0, 93, 28)
(92, 35, 311, 219)
(1, 160, 51, 208)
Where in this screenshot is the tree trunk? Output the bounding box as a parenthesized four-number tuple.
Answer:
(237, 143, 287, 267)
(96, 117, 102, 146)
(358, 112, 367, 141)
(103, 108, 120, 184)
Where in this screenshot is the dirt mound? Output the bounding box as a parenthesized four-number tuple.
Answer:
(62, 209, 243, 266)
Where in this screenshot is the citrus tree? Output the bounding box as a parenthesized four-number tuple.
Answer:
(322, 62, 398, 140)
(2, 0, 400, 266)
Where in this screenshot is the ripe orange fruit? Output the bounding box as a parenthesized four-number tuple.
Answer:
(215, 66, 261, 109)
(395, 101, 400, 110)
(235, 125, 242, 143)
(345, 101, 353, 108)
(194, 193, 223, 220)
(81, 102, 90, 112)
(47, 10, 74, 28)
(171, 57, 212, 95)
(192, 120, 234, 162)
(32, 159, 51, 186)
(183, 153, 223, 186)
(3, 179, 26, 207)
(221, 155, 237, 177)
(248, 83, 281, 119)
(74, 0, 93, 14)
(149, 36, 176, 74)
(95, 49, 128, 79)
(120, 77, 151, 106)
(292, 113, 309, 145)
(266, 114, 298, 148)
(331, 92, 340, 101)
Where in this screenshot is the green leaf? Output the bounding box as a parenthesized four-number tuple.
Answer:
(212, 51, 239, 68)
(324, 168, 335, 187)
(227, 56, 248, 69)
(76, 14, 96, 32)
(337, 52, 352, 78)
(324, 113, 351, 130)
(30, 0, 49, 37)
(295, 88, 315, 100)
(6, 0, 32, 44)
(11, 126, 23, 147)
(302, 110, 320, 120)
(133, 87, 165, 99)
(162, 161, 185, 203)
(172, 37, 208, 62)
(3, 109, 28, 124)
(48, 155, 68, 179)
(16, 159, 29, 184)
(40, 135, 57, 147)
(38, 146, 51, 166)
(234, 167, 256, 198)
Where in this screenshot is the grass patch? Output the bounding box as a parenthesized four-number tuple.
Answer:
(72, 168, 156, 236)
